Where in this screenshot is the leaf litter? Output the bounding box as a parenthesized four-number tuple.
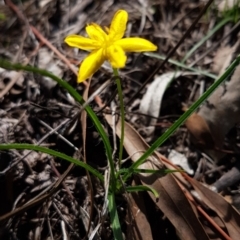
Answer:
(1, 0, 240, 239)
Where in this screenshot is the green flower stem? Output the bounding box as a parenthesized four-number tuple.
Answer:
(113, 68, 125, 167)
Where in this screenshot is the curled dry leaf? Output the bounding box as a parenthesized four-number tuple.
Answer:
(139, 71, 203, 141)
(139, 72, 182, 139)
(184, 112, 215, 149)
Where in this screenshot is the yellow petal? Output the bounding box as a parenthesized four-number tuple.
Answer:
(109, 10, 128, 41)
(86, 23, 107, 42)
(78, 49, 105, 82)
(64, 35, 100, 50)
(106, 45, 126, 68)
(116, 38, 157, 52)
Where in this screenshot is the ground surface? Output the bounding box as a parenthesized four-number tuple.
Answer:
(1, 0, 240, 239)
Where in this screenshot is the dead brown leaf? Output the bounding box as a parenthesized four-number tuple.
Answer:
(126, 179, 153, 240)
(184, 112, 215, 149)
(104, 114, 209, 240)
(188, 177, 240, 240)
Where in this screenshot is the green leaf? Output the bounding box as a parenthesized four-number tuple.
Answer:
(144, 53, 217, 79)
(126, 185, 159, 199)
(0, 143, 104, 182)
(0, 59, 116, 185)
(123, 55, 240, 181)
(108, 192, 124, 240)
(117, 168, 182, 175)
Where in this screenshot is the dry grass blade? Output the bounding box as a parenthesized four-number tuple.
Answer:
(104, 114, 209, 240)
(188, 177, 240, 240)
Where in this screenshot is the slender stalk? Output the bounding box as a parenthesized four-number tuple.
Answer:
(113, 68, 125, 167)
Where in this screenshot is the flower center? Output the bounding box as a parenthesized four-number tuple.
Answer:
(100, 35, 112, 48)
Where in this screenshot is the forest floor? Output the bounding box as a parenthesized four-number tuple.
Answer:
(1, 0, 240, 239)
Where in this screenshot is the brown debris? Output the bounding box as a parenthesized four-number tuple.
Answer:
(1, 0, 240, 239)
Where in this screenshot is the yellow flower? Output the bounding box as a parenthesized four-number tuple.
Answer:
(64, 10, 157, 83)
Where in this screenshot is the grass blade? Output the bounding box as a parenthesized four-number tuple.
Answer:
(108, 192, 124, 240)
(144, 53, 217, 79)
(124, 55, 240, 179)
(0, 59, 114, 179)
(125, 185, 159, 198)
(0, 143, 104, 181)
(182, 16, 233, 63)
